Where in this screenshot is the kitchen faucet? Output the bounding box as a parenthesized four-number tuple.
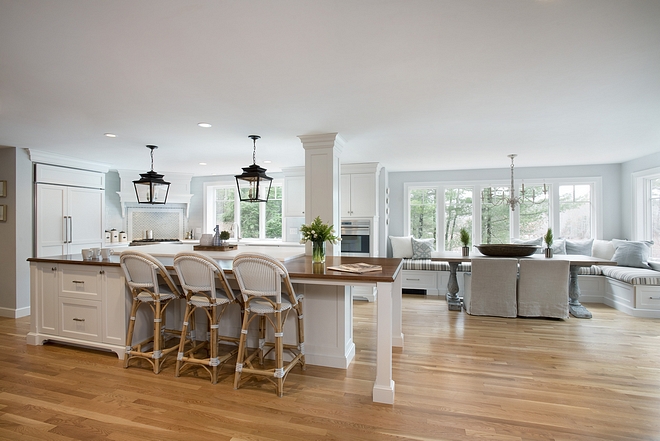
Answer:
(232, 222, 241, 242)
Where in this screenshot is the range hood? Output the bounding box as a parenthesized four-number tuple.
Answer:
(116, 169, 193, 217)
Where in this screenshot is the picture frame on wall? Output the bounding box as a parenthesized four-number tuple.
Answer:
(0, 180, 6, 198)
(0, 205, 6, 222)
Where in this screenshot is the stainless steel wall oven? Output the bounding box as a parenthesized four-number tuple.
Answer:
(340, 219, 371, 256)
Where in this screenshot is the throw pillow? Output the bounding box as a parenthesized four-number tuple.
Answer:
(412, 238, 435, 259)
(390, 236, 413, 258)
(592, 240, 615, 260)
(512, 237, 543, 254)
(611, 240, 652, 269)
(565, 238, 594, 256)
(551, 238, 566, 255)
(648, 260, 660, 272)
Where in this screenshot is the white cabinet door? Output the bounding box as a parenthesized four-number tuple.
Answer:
(68, 187, 104, 253)
(35, 263, 59, 334)
(341, 173, 376, 218)
(102, 266, 128, 345)
(36, 185, 67, 257)
(284, 175, 305, 217)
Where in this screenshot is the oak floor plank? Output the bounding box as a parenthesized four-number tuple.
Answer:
(1, 296, 659, 440)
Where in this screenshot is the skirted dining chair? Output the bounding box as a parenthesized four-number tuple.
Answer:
(173, 252, 241, 384)
(119, 250, 184, 374)
(463, 257, 518, 317)
(231, 252, 305, 397)
(517, 259, 570, 319)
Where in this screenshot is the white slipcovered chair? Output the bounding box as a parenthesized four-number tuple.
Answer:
(517, 259, 570, 319)
(173, 252, 240, 384)
(232, 252, 305, 397)
(119, 250, 183, 374)
(463, 257, 518, 317)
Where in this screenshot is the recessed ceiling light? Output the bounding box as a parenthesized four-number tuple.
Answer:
(104, 133, 117, 138)
(199, 162, 207, 166)
(197, 122, 212, 128)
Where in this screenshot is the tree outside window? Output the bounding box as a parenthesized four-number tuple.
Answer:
(650, 178, 660, 256)
(409, 188, 436, 240)
(265, 185, 283, 239)
(481, 186, 510, 243)
(213, 183, 282, 240)
(559, 184, 591, 239)
(518, 184, 549, 240)
(444, 187, 472, 251)
(215, 187, 235, 232)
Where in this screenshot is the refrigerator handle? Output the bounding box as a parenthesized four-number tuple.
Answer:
(68, 216, 73, 243)
(63, 216, 68, 244)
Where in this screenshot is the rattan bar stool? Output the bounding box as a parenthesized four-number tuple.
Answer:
(232, 252, 305, 397)
(173, 252, 240, 384)
(119, 250, 184, 374)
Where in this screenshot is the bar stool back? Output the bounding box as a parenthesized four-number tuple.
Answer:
(232, 252, 305, 397)
(173, 252, 239, 384)
(119, 250, 183, 374)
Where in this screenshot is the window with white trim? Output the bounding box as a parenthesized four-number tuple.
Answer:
(634, 168, 660, 257)
(205, 182, 283, 240)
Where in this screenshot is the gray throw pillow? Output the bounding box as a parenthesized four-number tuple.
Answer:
(411, 238, 435, 259)
(565, 238, 594, 256)
(611, 240, 652, 269)
(551, 238, 566, 255)
(512, 237, 543, 254)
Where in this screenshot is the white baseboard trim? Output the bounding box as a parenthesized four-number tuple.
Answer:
(0, 306, 30, 318)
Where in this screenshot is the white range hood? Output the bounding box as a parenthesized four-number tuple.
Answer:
(116, 169, 194, 217)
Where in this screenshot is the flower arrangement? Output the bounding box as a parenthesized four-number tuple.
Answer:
(300, 216, 340, 244)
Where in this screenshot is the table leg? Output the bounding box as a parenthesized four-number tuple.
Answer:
(568, 265, 592, 319)
(446, 262, 462, 311)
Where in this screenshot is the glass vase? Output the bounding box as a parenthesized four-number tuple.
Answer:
(312, 240, 326, 264)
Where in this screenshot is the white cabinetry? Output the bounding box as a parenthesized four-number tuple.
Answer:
(35, 164, 105, 257)
(341, 163, 380, 218)
(284, 175, 305, 217)
(27, 262, 138, 357)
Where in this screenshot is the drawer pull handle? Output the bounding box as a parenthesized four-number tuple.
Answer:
(650, 297, 660, 300)
(51, 267, 57, 271)
(72, 280, 85, 284)
(72, 318, 85, 322)
(407, 278, 420, 281)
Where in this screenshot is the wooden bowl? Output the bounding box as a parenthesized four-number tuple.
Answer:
(474, 244, 541, 257)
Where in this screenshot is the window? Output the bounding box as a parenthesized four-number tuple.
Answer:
(634, 169, 660, 257)
(409, 187, 437, 241)
(444, 187, 472, 251)
(205, 182, 282, 240)
(406, 178, 598, 249)
(559, 184, 591, 239)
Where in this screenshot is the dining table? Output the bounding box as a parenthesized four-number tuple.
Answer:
(432, 253, 616, 318)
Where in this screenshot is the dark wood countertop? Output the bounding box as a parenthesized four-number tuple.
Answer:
(28, 254, 404, 284)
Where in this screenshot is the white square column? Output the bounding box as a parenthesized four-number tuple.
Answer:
(297, 133, 344, 257)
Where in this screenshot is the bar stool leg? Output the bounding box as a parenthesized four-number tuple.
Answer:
(124, 296, 140, 369)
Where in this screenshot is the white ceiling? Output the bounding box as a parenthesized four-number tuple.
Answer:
(1, 0, 659, 176)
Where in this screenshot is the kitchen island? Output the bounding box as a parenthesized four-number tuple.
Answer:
(27, 244, 403, 404)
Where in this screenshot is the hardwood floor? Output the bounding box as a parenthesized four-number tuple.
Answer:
(1, 296, 659, 440)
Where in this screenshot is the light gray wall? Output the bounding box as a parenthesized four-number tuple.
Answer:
(620, 151, 660, 239)
(0, 146, 32, 317)
(386, 163, 623, 249)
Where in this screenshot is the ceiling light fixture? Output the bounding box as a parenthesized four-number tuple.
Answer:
(235, 135, 272, 203)
(104, 133, 116, 138)
(197, 122, 212, 128)
(133, 145, 170, 205)
(481, 154, 547, 211)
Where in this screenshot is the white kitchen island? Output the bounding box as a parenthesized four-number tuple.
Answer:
(27, 245, 403, 404)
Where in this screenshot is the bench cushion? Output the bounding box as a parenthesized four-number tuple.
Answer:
(600, 266, 660, 285)
(403, 259, 471, 272)
(578, 265, 603, 276)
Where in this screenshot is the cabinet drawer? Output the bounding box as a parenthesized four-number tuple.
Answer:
(402, 271, 437, 289)
(60, 266, 101, 300)
(60, 298, 102, 342)
(637, 286, 660, 310)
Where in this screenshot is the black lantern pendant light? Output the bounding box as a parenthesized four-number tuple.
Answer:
(235, 135, 272, 203)
(133, 145, 170, 204)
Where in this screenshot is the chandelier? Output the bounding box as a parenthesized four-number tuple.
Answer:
(133, 145, 170, 204)
(235, 135, 273, 203)
(481, 154, 547, 211)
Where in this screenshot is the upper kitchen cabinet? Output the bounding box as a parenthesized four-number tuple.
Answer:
(283, 166, 305, 217)
(341, 163, 381, 218)
(34, 163, 106, 257)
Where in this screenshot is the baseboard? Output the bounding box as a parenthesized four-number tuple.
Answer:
(0, 306, 30, 318)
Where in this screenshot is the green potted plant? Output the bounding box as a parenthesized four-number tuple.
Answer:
(544, 228, 553, 258)
(220, 230, 230, 245)
(459, 227, 470, 257)
(300, 216, 340, 264)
